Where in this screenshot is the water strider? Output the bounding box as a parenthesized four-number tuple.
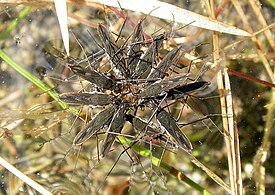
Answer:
(156, 109, 193, 153)
(59, 92, 113, 106)
(133, 33, 165, 79)
(127, 21, 144, 76)
(126, 114, 176, 148)
(147, 45, 183, 79)
(101, 104, 128, 156)
(139, 74, 190, 98)
(69, 65, 116, 90)
(73, 105, 116, 145)
(166, 81, 210, 100)
(98, 24, 129, 78)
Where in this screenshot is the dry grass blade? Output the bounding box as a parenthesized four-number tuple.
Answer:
(210, 1, 242, 194)
(188, 154, 231, 193)
(0, 90, 23, 108)
(215, 45, 236, 195)
(95, 0, 251, 36)
(0, 157, 53, 195)
(229, 2, 275, 193)
(54, 0, 69, 55)
(224, 69, 243, 194)
(2, 0, 251, 36)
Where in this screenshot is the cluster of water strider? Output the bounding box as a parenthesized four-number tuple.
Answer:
(57, 21, 212, 158)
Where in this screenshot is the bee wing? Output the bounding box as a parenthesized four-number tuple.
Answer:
(59, 92, 112, 106)
(156, 109, 192, 153)
(73, 105, 116, 145)
(148, 45, 183, 79)
(101, 105, 127, 157)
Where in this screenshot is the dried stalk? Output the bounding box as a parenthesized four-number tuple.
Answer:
(210, 1, 242, 194)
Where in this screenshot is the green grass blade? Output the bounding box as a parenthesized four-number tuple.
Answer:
(0, 50, 78, 114)
(0, 6, 31, 39)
